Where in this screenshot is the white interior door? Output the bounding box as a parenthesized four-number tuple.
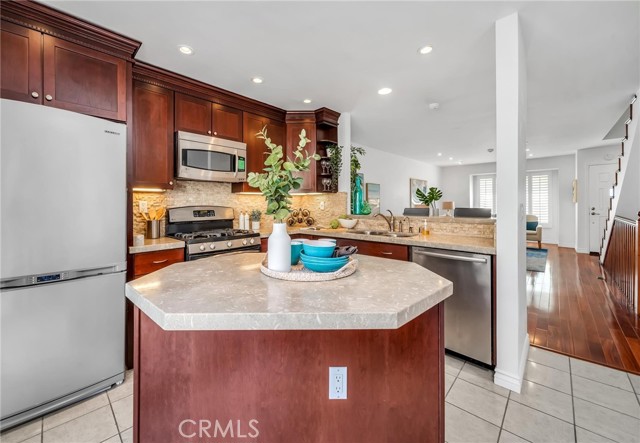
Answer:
(588, 163, 617, 253)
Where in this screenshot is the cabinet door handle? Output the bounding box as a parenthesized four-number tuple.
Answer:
(381, 251, 393, 255)
(45, 94, 53, 101)
(31, 91, 39, 98)
(169, 181, 173, 185)
(152, 259, 168, 264)
(207, 130, 212, 135)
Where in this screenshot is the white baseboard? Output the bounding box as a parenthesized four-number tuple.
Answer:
(494, 334, 530, 394)
(575, 247, 589, 254)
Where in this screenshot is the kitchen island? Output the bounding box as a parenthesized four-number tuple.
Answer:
(126, 253, 452, 443)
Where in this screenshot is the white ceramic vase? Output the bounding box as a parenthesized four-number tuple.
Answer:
(251, 221, 261, 231)
(268, 222, 291, 272)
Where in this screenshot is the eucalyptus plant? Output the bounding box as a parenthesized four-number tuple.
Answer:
(416, 187, 443, 213)
(247, 126, 320, 222)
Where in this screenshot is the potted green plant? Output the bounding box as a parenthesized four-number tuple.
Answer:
(248, 126, 319, 271)
(327, 144, 343, 192)
(416, 187, 443, 215)
(249, 209, 262, 231)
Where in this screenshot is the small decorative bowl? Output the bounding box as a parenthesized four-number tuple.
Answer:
(338, 219, 358, 229)
(291, 241, 303, 265)
(302, 240, 336, 258)
(300, 253, 349, 273)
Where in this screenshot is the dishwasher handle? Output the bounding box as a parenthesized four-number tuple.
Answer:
(413, 250, 487, 264)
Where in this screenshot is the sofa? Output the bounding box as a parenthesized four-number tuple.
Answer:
(526, 215, 542, 249)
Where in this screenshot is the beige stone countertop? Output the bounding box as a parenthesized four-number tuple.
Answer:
(128, 237, 185, 254)
(349, 215, 496, 224)
(125, 253, 452, 331)
(260, 229, 496, 255)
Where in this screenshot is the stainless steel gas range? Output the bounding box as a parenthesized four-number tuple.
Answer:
(165, 206, 261, 260)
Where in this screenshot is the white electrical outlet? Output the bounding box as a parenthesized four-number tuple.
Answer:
(139, 201, 148, 213)
(329, 367, 347, 399)
(320, 201, 326, 210)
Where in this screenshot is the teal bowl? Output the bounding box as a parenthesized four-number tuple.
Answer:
(299, 252, 348, 265)
(302, 240, 336, 258)
(301, 257, 349, 273)
(291, 241, 303, 265)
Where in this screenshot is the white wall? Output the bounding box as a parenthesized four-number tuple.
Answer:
(575, 144, 621, 253)
(439, 154, 576, 247)
(354, 143, 440, 215)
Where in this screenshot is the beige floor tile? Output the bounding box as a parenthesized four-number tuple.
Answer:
(523, 361, 571, 394)
(111, 396, 133, 432)
(527, 347, 570, 373)
(107, 371, 133, 404)
(120, 427, 133, 443)
(445, 373, 456, 396)
(445, 354, 464, 377)
(43, 405, 118, 443)
(446, 379, 508, 426)
(498, 430, 531, 443)
(18, 436, 41, 443)
(629, 373, 640, 392)
(457, 363, 510, 397)
(572, 375, 640, 418)
(510, 380, 573, 423)
(570, 358, 633, 392)
(100, 435, 121, 443)
(503, 400, 574, 443)
(43, 393, 109, 431)
(0, 419, 41, 443)
(575, 427, 616, 443)
(445, 402, 500, 443)
(574, 398, 640, 442)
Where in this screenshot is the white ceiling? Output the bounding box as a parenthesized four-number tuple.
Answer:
(44, 1, 639, 166)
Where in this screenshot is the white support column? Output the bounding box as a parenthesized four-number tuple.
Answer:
(338, 112, 352, 212)
(494, 12, 529, 393)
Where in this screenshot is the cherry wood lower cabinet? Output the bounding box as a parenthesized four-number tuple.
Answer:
(132, 304, 445, 443)
(126, 248, 184, 368)
(337, 238, 410, 261)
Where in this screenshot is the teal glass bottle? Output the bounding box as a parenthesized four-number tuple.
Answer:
(353, 175, 364, 215)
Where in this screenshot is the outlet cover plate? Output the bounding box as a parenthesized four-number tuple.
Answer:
(329, 367, 347, 400)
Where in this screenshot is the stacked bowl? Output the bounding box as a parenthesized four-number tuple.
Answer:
(299, 240, 348, 273)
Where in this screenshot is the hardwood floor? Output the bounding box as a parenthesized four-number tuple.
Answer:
(527, 244, 640, 375)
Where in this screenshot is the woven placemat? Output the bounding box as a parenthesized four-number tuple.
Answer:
(260, 257, 358, 282)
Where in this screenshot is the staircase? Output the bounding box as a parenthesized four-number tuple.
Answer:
(600, 95, 638, 261)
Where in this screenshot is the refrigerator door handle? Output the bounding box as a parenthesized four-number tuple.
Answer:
(0, 262, 127, 290)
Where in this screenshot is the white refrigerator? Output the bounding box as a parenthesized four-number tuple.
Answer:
(0, 99, 127, 430)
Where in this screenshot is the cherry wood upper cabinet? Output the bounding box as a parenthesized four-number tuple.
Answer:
(42, 35, 127, 121)
(231, 112, 284, 193)
(174, 92, 211, 135)
(286, 113, 317, 193)
(212, 103, 243, 141)
(175, 93, 243, 141)
(0, 20, 42, 103)
(132, 81, 175, 189)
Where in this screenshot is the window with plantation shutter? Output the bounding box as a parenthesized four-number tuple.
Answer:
(526, 172, 551, 225)
(472, 174, 496, 214)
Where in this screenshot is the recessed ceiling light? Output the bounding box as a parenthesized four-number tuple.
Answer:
(525, 148, 530, 152)
(449, 157, 453, 161)
(428, 102, 440, 110)
(437, 153, 442, 157)
(178, 45, 194, 55)
(458, 161, 463, 165)
(528, 153, 534, 157)
(418, 45, 433, 55)
(378, 87, 392, 95)
(303, 99, 312, 104)
(252, 77, 263, 84)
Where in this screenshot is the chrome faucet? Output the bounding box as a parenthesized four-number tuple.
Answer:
(376, 210, 396, 232)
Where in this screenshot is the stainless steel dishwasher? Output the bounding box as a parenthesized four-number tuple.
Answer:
(411, 246, 493, 366)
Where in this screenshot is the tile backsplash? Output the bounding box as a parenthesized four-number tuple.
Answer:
(132, 180, 348, 237)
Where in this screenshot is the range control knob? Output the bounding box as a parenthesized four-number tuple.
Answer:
(199, 245, 205, 251)
(242, 239, 248, 246)
(226, 241, 233, 248)
(210, 243, 216, 250)
(249, 238, 255, 244)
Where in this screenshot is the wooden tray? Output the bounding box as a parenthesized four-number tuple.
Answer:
(260, 257, 358, 282)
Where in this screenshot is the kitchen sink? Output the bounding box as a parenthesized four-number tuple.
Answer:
(381, 232, 418, 238)
(349, 230, 389, 235)
(348, 230, 417, 238)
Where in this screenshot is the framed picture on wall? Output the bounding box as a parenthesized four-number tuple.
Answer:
(365, 183, 380, 215)
(410, 178, 428, 208)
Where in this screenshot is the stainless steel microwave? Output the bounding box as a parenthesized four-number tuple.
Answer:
(176, 131, 247, 183)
